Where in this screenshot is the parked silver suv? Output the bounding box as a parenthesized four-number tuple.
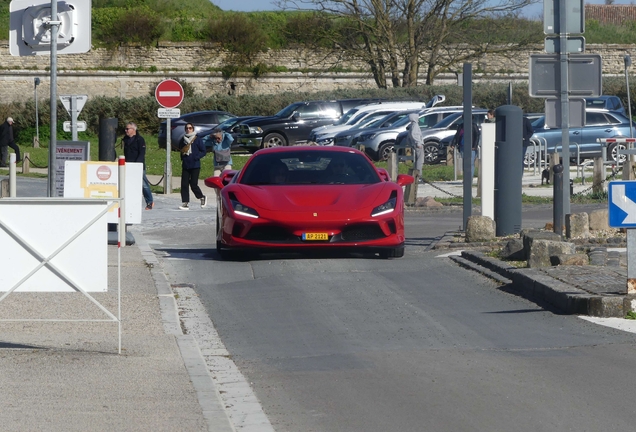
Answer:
(347, 106, 468, 161)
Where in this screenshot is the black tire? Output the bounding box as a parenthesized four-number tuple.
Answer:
(262, 133, 286, 148)
(216, 241, 238, 260)
(423, 142, 441, 165)
(377, 141, 395, 161)
(608, 142, 627, 164)
(379, 247, 405, 259)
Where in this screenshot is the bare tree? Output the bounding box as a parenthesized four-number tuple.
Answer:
(278, 0, 540, 87)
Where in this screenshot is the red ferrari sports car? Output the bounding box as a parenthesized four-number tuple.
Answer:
(204, 146, 414, 260)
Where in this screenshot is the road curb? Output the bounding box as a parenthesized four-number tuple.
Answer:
(455, 250, 635, 318)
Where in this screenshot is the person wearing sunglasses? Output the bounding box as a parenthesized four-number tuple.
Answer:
(123, 122, 154, 210)
(177, 123, 207, 210)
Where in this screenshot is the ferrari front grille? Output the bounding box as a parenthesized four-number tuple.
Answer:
(340, 224, 385, 241)
(244, 226, 298, 242)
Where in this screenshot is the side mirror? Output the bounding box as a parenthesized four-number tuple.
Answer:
(396, 174, 415, 187)
(219, 170, 237, 185)
(204, 176, 224, 190)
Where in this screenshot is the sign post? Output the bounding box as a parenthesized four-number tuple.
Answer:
(155, 79, 184, 194)
(59, 94, 88, 141)
(530, 0, 597, 235)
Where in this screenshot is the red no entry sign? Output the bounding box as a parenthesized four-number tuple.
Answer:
(155, 79, 184, 108)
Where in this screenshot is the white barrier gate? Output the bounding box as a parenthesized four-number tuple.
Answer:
(0, 198, 123, 353)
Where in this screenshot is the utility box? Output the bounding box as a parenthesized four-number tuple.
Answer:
(494, 105, 523, 236)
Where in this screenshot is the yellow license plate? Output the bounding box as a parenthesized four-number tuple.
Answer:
(303, 232, 328, 241)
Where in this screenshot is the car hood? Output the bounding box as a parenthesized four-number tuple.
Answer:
(312, 124, 352, 137)
(241, 115, 285, 126)
(234, 182, 390, 212)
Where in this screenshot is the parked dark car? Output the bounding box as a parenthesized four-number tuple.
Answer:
(235, 99, 383, 152)
(158, 110, 236, 150)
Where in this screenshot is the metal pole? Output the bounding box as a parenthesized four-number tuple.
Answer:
(165, 118, 172, 194)
(48, 0, 59, 197)
(553, 164, 564, 236)
(462, 63, 472, 230)
(558, 0, 571, 219)
(626, 55, 633, 139)
(625, 55, 634, 180)
(34, 78, 40, 146)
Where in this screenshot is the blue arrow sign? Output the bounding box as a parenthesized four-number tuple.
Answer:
(608, 181, 636, 227)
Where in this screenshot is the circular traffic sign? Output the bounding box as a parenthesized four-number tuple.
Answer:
(155, 79, 184, 108)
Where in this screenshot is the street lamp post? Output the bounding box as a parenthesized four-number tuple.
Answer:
(34, 77, 40, 147)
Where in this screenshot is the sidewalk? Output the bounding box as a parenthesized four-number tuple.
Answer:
(417, 167, 598, 199)
(0, 234, 231, 431)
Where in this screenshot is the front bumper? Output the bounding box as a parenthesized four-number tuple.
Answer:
(237, 136, 263, 150)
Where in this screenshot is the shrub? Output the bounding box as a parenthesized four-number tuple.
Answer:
(206, 13, 268, 66)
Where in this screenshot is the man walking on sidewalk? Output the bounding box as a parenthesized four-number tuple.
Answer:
(123, 122, 154, 210)
(0, 117, 20, 167)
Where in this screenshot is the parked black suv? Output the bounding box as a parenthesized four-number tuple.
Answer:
(235, 99, 382, 152)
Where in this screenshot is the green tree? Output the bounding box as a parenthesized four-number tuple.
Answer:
(279, 0, 540, 87)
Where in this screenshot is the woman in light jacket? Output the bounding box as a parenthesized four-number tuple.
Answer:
(207, 130, 234, 177)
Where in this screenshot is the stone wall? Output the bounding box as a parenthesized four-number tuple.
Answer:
(0, 41, 634, 103)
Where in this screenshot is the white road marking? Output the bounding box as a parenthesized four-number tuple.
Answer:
(436, 250, 464, 258)
(174, 287, 275, 432)
(579, 316, 636, 333)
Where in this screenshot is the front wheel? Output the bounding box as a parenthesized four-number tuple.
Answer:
(608, 142, 627, 163)
(423, 142, 441, 165)
(262, 133, 286, 148)
(377, 141, 395, 161)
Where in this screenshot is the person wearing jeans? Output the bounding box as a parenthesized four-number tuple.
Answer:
(123, 122, 154, 210)
(178, 122, 207, 210)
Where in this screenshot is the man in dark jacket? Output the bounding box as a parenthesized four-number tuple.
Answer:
(451, 121, 481, 178)
(123, 122, 154, 210)
(0, 117, 19, 166)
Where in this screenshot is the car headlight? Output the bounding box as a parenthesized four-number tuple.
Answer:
(231, 198, 259, 218)
(359, 133, 377, 142)
(248, 126, 263, 134)
(371, 195, 396, 217)
(317, 138, 333, 145)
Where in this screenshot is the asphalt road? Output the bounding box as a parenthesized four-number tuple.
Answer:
(143, 201, 636, 432)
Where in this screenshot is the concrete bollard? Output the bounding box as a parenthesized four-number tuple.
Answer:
(22, 152, 30, 174)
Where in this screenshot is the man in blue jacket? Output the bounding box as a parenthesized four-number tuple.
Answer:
(123, 122, 154, 210)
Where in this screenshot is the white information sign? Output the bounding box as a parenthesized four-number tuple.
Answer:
(63, 121, 87, 132)
(54, 141, 90, 197)
(63, 161, 143, 224)
(158, 108, 181, 118)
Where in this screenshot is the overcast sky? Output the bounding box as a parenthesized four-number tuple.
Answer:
(210, 0, 636, 19)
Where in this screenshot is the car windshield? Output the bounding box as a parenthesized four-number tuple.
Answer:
(334, 108, 359, 125)
(240, 151, 381, 186)
(216, 117, 240, 130)
(275, 103, 304, 118)
(390, 115, 414, 128)
(431, 112, 461, 129)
